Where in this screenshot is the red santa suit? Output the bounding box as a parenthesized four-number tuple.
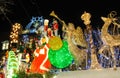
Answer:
(47, 28, 53, 37)
(30, 44, 51, 74)
(53, 20, 58, 30)
(53, 20, 59, 36)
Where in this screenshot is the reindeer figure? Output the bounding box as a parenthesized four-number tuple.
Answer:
(98, 15, 120, 70)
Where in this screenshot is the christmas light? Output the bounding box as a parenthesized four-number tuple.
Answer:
(48, 40, 73, 68)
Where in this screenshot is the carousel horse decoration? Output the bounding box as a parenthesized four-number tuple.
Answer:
(50, 11, 88, 68)
(98, 11, 120, 70)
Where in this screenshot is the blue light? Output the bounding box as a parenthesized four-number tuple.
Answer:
(29, 29, 36, 33)
(25, 16, 44, 30)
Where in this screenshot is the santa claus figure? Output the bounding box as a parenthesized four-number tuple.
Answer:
(30, 38, 51, 74)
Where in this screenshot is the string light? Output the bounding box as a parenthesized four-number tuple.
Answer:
(10, 23, 22, 44)
(7, 51, 18, 78)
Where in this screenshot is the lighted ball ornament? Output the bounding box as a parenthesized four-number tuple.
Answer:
(48, 40, 73, 68)
(48, 36, 63, 50)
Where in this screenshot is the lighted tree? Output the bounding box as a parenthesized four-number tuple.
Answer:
(10, 23, 22, 48)
(7, 51, 18, 78)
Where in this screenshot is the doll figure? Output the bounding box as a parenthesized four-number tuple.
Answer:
(44, 19, 49, 36)
(53, 19, 59, 36)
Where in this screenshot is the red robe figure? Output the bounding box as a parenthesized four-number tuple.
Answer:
(47, 28, 53, 38)
(30, 43, 51, 74)
(53, 19, 59, 36)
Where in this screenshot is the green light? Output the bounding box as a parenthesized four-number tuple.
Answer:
(48, 40, 73, 68)
(7, 51, 19, 78)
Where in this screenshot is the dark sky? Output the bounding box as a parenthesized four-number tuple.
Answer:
(0, 0, 120, 48)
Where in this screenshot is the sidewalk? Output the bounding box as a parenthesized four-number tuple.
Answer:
(56, 67, 120, 78)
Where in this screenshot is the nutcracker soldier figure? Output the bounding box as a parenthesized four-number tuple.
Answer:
(52, 19, 59, 36)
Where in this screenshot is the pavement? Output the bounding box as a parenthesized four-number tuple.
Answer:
(56, 67, 120, 78)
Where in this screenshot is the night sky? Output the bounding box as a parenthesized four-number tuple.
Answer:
(0, 0, 120, 51)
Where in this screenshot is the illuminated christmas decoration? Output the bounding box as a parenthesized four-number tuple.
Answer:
(48, 40, 73, 68)
(44, 19, 49, 36)
(81, 11, 101, 69)
(52, 19, 59, 36)
(48, 36, 63, 50)
(25, 53, 30, 63)
(23, 16, 44, 34)
(1, 40, 9, 50)
(30, 44, 51, 74)
(10, 23, 22, 44)
(47, 28, 53, 37)
(40, 36, 49, 44)
(25, 16, 44, 29)
(98, 12, 120, 70)
(22, 35, 29, 44)
(4, 10, 120, 78)
(7, 51, 19, 78)
(50, 11, 87, 69)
